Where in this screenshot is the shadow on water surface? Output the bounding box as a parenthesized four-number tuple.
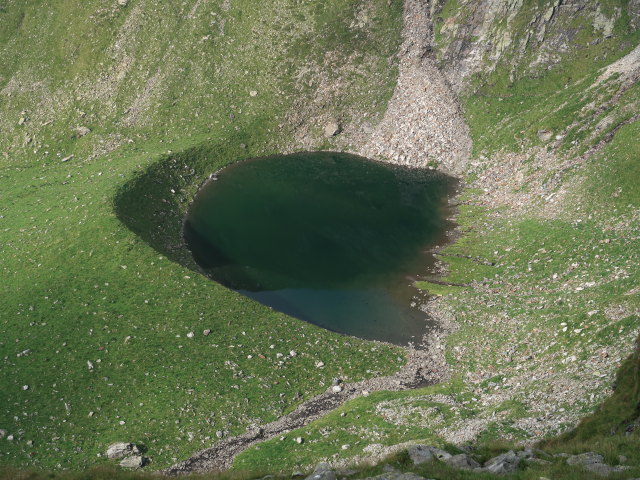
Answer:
(115, 145, 458, 345)
(183, 151, 458, 345)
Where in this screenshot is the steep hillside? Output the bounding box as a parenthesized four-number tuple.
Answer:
(0, 0, 639, 478)
(0, 0, 407, 471)
(232, 0, 640, 474)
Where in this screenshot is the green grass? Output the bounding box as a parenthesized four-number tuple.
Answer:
(0, 0, 405, 471)
(1, 0, 639, 478)
(232, 1, 640, 475)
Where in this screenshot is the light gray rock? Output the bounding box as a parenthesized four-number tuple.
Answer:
(566, 452, 604, 467)
(566, 452, 619, 476)
(117, 0, 128, 6)
(106, 442, 135, 459)
(515, 448, 535, 459)
(334, 468, 358, 477)
(483, 450, 521, 475)
(537, 129, 553, 142)
(76, 126, 91, 137)
(444, 453, 481, 470)
(305, 462, 336, 480)
(0, 430, 6, 439)
(323, 121, 340, 138)
(525, 458, 551, 466)
(370, 473, 426, 480)
(119, 455, 144, 469)
(408, 445, 434, 464)
(408, 445, 451, 464)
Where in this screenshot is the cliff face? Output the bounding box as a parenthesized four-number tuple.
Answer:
(431, 0, 639, 93)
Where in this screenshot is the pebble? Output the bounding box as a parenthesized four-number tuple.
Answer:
(295, 437, 304, 444)
(203, 329, 211, 336)
(187, 332, 195, 338)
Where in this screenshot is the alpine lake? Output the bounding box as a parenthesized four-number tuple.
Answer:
(184, 152, 456, 346)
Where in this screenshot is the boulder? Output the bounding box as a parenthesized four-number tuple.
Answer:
(106, 442, 136, 459)
(566, 452, 604, 467)
(566, 452, 618, 476)
(408, 445, 451, 465)
(483, 450, 521, 475)
(525, 458, 551, 466)
(371, 473, 427, 480)
(305, 462, 336, 480)
(537, 129, 553, 142)
(119, 455, 144, 469)
(444, 453, 480, 470)
(323, 121, 340, 138)
(75, 126, 91, 137)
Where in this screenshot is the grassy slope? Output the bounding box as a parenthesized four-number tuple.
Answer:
(0, 0, 405, 471)
(1, 0, 639, 478)
(233, 0, 640, 476)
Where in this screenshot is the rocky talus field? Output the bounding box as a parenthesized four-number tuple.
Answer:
(1, 0, 639, 479)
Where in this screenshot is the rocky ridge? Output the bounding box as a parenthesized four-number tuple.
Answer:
(295, 445, 634, 480)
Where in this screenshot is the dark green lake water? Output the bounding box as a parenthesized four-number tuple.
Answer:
(184, 152, 454, 345)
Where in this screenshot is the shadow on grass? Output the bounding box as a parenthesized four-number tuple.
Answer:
(113, 137, 252, 270)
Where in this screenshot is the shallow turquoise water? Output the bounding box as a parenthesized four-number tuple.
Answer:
(184, 152, 454, 345)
